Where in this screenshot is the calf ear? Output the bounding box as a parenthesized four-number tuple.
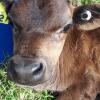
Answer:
(4, 0, 13, 11)
(13, 0, 19, 3)
(4, 0, 20, 11)
(4, 0, 19, 11)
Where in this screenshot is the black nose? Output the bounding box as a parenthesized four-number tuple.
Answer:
(7, 57, 46, 85)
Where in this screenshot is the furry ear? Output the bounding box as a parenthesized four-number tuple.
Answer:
(13, 0, 19, 4)
(4, 0, 13, 11)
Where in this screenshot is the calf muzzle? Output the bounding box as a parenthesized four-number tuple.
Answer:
(7, 55, 47, 86)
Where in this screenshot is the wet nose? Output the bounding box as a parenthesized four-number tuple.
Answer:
(7, 56, 46, 85)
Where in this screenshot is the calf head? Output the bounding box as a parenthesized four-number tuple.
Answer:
(7, 0, 73, 91)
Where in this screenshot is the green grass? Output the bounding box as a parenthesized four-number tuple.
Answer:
(78, 0, 100, 5)
(72, 0, 100, 5)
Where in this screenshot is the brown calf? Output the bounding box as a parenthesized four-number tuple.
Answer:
(7, 0, 100, 100)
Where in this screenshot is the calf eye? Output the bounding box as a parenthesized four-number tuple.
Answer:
(81, 10, 92, 21)
(61, 24, 72, 33)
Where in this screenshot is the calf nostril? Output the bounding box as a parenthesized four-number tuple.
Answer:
(32, 63, 44, 75)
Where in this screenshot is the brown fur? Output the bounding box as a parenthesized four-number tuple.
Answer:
(7, 1, 100, 100)
(57, 27, 100, 100)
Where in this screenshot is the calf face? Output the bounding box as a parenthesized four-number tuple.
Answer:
(7, 0, 72, 90)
